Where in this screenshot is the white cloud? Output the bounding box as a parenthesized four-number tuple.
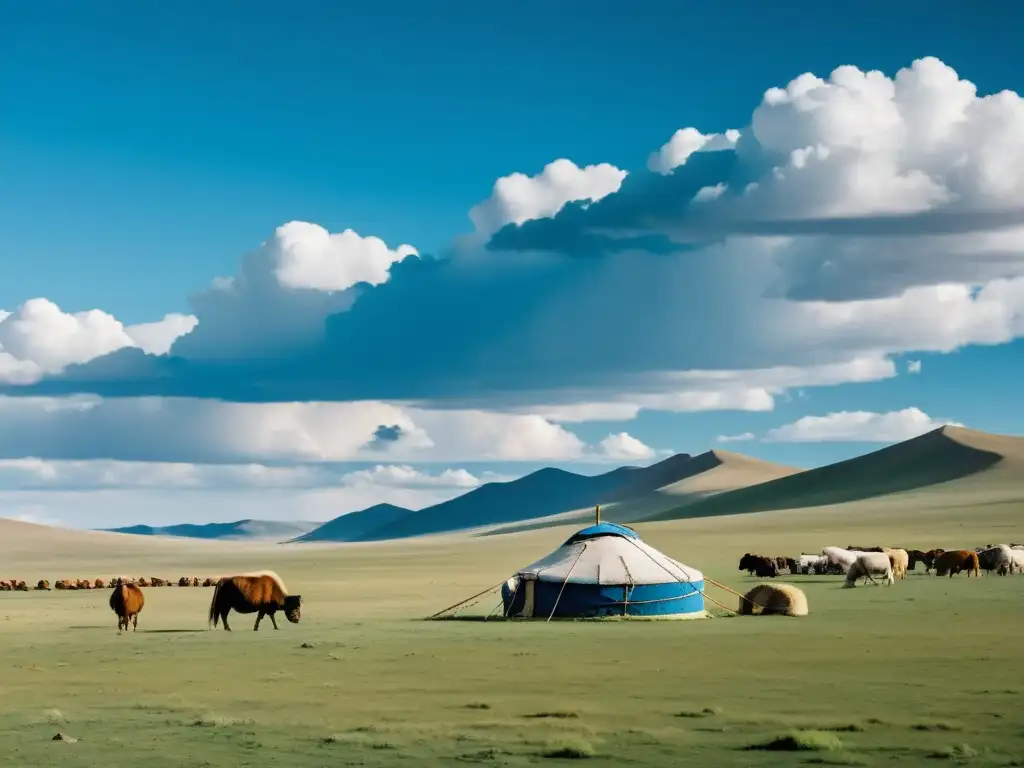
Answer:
(594, 432, 655, 461)
(647, 127, 741, 174)
(125, 314, 199, 355)
(0, 395, 588, 464)
(787, 279, 1024, 355)
(907, 359, 922, 374)
(763, 407, 961, 443)
(338, 464, 484, 489)
(265, 221, 418, 292)
(3, 56, 1024, 457)
(0, 299, 197, 383)
(468, 158, 627, 237)
(0, 457, 487, 492)
(526, 402, 643, 423)
(172, 221, 419, 360)
(716, 432, 755, 443)
(517, 354, 898, 423)
(0, 458, 508, 529)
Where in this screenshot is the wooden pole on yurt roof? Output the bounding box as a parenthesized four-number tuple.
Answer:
(595, 504, 600, 525)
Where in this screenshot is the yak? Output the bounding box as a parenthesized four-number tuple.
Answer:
(738, 554, 778, 578)
(208, 571, 301, 631)
(935, 549, 981, 578)
(109, 579, 145, 633)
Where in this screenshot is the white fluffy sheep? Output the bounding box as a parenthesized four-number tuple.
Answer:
(843, 552, 895, 588)
(739, 583, 809, 617)
(798, 554, 828, 574)
(882, 547, 910, 580)
(822, 546, 859, 573)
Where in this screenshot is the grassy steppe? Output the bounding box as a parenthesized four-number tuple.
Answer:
(1, 491, 1023, 767)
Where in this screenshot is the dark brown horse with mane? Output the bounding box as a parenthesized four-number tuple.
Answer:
(208, 572, 301, 631)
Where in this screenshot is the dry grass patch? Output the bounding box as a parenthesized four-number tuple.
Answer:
(540, 736, 596, 759)
(745, 730, 845, 752)
(928, 743, 979, 760)
(913, 721, 962, 732)
(191, 713, 254, 728)
(524, 710, 580, 720)
(674, 706, 721, 718)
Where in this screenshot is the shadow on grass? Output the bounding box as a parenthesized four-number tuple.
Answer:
(141, 629, 208, 634)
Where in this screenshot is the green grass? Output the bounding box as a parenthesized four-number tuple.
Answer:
(1, 500, 1023, 767)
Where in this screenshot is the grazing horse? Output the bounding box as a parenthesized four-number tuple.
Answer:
(208, 572, 301, 632)
(109, 579, 145, 633)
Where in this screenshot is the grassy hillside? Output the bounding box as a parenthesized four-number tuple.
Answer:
(477, 449, 799, 537)
(293, 503, 412, 543)
(646, 426, 1023, 523)
(1, 479, 1022, 767)
(357, 464, 648, 541)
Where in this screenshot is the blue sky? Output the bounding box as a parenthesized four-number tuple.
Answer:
(1, 2, 1023, 527)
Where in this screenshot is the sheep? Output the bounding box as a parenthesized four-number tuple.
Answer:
(843, 552, 895, 588)
(797, 554, 827, 574)
(882, 547, 910, 580)
(739, 583, 808, 617)
(822, 546, 860, 573)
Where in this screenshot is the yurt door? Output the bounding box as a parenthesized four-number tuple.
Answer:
(522, 579, 536, 618)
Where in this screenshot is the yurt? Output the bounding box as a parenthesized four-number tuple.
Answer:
(500, 522, 706, 619)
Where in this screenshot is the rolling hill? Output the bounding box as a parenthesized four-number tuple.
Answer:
(645, 425, 1024, 523)
(103, 519, 318, 541)
(476, 449, 801, 536)
(333, 453, 715, 542)
(329, 450, 800, 542)
(292, 503, 413, 543)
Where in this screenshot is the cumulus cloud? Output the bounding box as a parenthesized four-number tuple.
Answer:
(647, 127, 741, 174)
(497, 57, 1024, 299)
(468, 159, 627, 238)
(594, 432, 655, 461)
(0, 299, 197, 384)
(907, 359, 922, 374)
(763, 407, 961, 443)
(171, 221, 419, 360)
(268, 221, 418, 292)
(716, 432, 755, 443)
(124, 314, 199, 355)
(4, 56, 1024, 439)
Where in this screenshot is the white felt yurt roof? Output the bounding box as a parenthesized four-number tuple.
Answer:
(513, 533, 704, 586)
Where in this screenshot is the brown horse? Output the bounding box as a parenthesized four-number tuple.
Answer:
(109, 579, 145, 633)
(208, 572, 301, 631)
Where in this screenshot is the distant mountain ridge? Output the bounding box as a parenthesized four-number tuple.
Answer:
(334, 452, 699, 542)
(99, 427, 1024, 546)
(645, 425, 1023, 523)
(292, 504, 412, 543)
(103, 519, 318, 541)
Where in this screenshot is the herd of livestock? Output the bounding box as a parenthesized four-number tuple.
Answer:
(740, 544, 1024, 586)
(0, 575, 219, 592)
(0, 571, 303, 634)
